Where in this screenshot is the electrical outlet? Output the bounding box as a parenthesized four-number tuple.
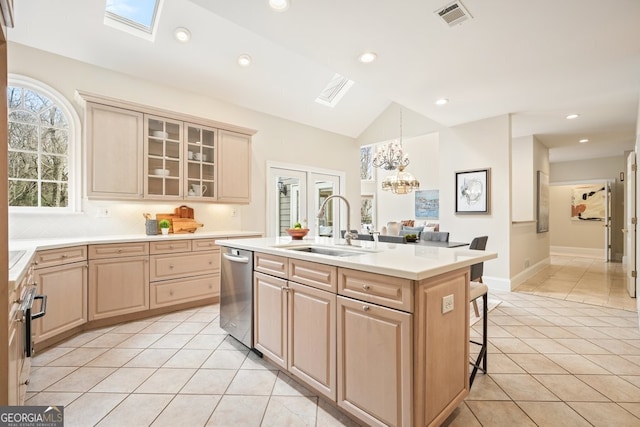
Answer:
(524, 258, 530, 268)
(96, 207, 110, 218)
(442, 294, 454, 314)
(231, 208, 237, 217)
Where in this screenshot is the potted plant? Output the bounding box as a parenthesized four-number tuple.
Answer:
(159, 219, 171, 235)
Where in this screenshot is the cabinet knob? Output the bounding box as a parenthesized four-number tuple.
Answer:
(169, 291, 174, 296)
(34, 260, 39, 265)
(16, 315, 25, 323)
(362, 305, 370, 311)
(362, 284, 371, 291)
(23, 379, 30, 386)
(169, 265, 174, 269)
(118, 249, 122, 253)
(61, 254, 67, 258)
(169, 245, 174, 249)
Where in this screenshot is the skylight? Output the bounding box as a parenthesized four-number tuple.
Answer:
(315, 74, 354, 108)
(104, 0, 162, 41)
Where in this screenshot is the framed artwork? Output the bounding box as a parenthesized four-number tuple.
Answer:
(415, 190, 439, 219)
(536, 171, 549, 233)
(455, 168, 490, 214)
(570, 184, 606, 221)
(360, 145, 374, 181)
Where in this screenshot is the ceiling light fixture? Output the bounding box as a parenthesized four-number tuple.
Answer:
(566, 113, 579, 120)
(174, 27, 191, 42)
(579, 139, 589, 143)
(435, 98, 449, 106)
(375, 109, 420, 195)
(358, 52, 377, 63)
(269, 0, 290, 11)
(237, 54, 252, 67)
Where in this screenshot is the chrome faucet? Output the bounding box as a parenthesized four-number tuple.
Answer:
(317, 195, 356, 245)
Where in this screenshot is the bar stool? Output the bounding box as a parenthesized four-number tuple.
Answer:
(468, 236, 488, 387)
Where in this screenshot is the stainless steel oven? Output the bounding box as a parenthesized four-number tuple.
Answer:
(20, 287, 47, 357)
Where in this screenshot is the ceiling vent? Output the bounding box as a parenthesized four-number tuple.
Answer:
(315, 74, 354, 108)
(436, 1, 472, 26)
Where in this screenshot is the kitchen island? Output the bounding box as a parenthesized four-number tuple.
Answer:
(216, 236, 497, 427)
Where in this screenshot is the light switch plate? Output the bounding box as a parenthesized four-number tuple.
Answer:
(442, 294, 454, 314)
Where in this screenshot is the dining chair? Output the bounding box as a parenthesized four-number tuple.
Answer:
(421, 231, 450, 242)
(468, 235, 488, 387)
(355, 233, 375, 241)
(377, 234, 406, 244)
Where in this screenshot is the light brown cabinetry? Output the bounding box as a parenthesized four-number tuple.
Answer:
(217, 130, 251, 203)
(88, 242, 149, 321)
(144, 115, 183, 199)
(252, 252, 469, 427)
(149, 240, 220, 308)
(253, 258, 337, 400)
(336, 295, 412, 427)
(85, 102, 144, 199)
(79, 92, 255, 203)
(34, 247, 88, 343)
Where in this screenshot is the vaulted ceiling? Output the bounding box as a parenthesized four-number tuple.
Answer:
(7, 0, 640, 162)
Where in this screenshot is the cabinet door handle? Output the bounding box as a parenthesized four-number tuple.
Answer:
(362, 284, 371, 291)
(362, 305, 370, 311)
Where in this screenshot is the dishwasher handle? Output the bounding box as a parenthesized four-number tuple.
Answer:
(223, 253, 250, 264)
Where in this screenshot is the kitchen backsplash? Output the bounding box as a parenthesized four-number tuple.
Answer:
(9, 200, 243, 240)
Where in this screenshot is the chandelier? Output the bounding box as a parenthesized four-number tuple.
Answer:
(375, 109, 420, 194)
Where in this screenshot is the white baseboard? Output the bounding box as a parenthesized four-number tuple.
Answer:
(483, 276, 512, 293)
(550, 246, 605, 259)
(509, 257, 550, 289)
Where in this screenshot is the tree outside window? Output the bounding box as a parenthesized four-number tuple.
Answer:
(8, 86, 69, 207)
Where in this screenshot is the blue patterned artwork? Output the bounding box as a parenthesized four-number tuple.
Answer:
(415, 190, 439, 219)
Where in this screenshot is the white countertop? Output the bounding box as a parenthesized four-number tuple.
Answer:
(9, 231, 262, 284)
(215, 236, 497, 281)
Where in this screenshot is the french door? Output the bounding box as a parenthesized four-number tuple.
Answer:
(267, 163, 344, 238)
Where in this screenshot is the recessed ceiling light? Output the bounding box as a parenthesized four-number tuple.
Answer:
(237, 54, 252, 67)
(579, 139, 589, 143)
(269, 0, 289, 11)
(174, 27, 191, 42)
(566, 113, 579, 120)
(358, 52, 377, 63)
(435, 98, 448, 106)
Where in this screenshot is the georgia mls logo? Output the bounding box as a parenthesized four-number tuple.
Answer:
(0, 405, 64, 427)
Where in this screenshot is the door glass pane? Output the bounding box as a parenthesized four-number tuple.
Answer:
(316, 180, 335, 236)
(277, 177, 301, 236)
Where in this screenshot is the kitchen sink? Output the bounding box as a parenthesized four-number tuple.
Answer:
(283, 246, 370, 257)
(9, 250, 26, 270)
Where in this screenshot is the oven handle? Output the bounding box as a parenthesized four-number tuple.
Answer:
(31, 295, 47, 320)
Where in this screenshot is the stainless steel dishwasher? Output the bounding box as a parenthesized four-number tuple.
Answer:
(220, 247, 254, 349)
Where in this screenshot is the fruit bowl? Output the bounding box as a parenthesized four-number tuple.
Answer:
(286, 228, 309, 240)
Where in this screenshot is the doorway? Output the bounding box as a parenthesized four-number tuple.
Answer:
(266, 162, 345, 238)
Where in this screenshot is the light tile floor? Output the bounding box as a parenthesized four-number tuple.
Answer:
(27, 256, 640, 426)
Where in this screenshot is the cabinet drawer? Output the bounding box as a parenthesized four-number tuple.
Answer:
(338, 268, 413, 313)
(254, 252, 288, 279)
(150, 251, 219, 281)
(192, 239, 219, 252)
(150, 273, 219, 308)
(289, 259, 337, 292)
(34, 246, 87, 269)
(89, 242, 149, 259)
(150, 240, 192, 254)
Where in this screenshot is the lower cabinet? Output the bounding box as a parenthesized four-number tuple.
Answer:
(8, 303, 22, 405)
(254, 272, 337, 400)
(88, 255, 149, 321)
(34, 261, 88, 342)
(336, 295, 412, 427)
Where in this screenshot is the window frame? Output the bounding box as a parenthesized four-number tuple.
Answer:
(8, 74, 82, 213)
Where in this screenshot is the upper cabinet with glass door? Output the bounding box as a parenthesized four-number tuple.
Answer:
(144, 115, 182, 199)
(185, 123, 216, 200)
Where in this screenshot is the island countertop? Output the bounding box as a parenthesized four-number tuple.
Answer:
(215, 236, 497, 281)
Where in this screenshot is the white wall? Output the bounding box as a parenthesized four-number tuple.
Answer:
(8, 43, 361, 239)
(439, 115, 512, 290)
(509, 136, 550, 285)
(373, 133, 439, 229)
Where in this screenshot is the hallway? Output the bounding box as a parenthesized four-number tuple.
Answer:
(513, 255, 636, 312)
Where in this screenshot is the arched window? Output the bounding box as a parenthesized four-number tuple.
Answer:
(7, 75, 80, 210)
